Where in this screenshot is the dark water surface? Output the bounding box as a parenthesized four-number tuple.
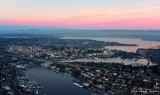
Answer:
(25, 67, 89, 95)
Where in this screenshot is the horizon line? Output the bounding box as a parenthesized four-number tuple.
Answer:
(0, 29, 160, 31)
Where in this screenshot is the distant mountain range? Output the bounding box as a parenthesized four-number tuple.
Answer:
(0, 25, 70, 30)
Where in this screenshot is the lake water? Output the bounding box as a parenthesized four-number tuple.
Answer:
(62, 57, 154, 66)
(1, 30, 160, 52)
(62, 37, 160, 52)
(25, 67, 89, 95)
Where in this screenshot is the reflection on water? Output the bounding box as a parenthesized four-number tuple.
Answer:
(25, 67, 89, 95)
(106, 46, 140, 52)
(63, 37, 160, 52)
(63, 57, 154, 66)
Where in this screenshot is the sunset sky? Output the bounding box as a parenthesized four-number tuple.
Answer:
(0, 0, 160, 30)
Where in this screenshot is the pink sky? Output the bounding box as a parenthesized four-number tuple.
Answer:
(0, 0, 160, 29)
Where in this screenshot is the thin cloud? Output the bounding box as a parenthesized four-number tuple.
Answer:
(68, 13, 108, 19)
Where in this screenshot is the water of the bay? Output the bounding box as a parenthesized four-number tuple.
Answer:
(25, 67, 89, 95)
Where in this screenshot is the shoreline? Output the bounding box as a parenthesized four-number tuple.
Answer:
(61, 57, 155, 66)
(62, 37, 160, 52)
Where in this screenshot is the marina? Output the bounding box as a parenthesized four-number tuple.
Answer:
(25, 67, 89, 95)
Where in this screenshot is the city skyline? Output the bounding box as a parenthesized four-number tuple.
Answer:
(0, 0, 160, 30)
